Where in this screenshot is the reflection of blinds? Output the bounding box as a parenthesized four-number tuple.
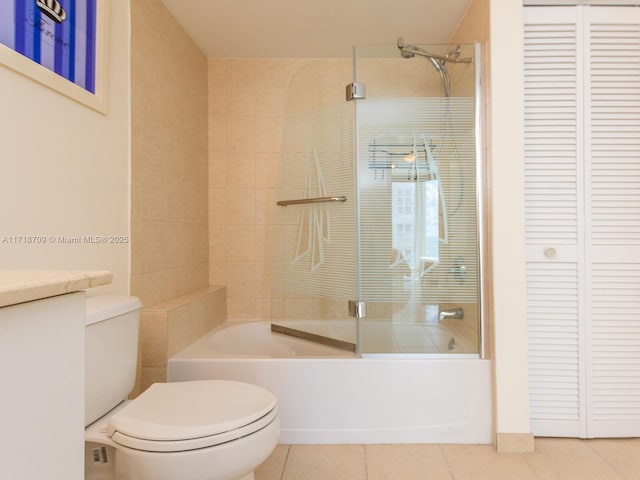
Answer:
(357, 98, 478, 303)
(272, 101, 357, 299)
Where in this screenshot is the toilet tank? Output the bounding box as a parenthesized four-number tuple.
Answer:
(85, 295, 141, 427)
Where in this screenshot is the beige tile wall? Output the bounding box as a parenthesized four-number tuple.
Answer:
(137, 286, 227, 393)
(209, 50, 484, 323)
(208, 58, 426, 322)
(130, 0, 209, 308)
(208, 58, 310, 320)
(130, 0, 211, 392)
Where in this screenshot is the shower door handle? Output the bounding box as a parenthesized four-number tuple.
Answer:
(276, 196, 347, 207)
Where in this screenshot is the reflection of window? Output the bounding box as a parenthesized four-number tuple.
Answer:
(391, 180, 439, 277)
(423, 180, 440, 260)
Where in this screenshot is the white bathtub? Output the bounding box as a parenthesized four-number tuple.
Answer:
(168, 321, 492, 444)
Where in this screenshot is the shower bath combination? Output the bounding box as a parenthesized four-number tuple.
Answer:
(396, 36, 472, 97)
(272, 39, 483, 357)
(168, 40, 491, 445)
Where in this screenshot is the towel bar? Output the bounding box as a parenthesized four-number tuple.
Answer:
(276, 196, 347, 207)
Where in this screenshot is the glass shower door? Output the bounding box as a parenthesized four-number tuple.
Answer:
(271, 59, 359, 352)
(353, 43, 483, 356)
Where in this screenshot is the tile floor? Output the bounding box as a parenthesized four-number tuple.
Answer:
(255, 438, 640, 480)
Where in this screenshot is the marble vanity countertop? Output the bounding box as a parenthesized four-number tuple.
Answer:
(0, 270, 113, 307)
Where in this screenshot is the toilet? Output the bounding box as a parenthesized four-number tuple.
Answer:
(84, 295, 280, 480)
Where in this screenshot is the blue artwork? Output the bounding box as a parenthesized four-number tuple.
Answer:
(0, 0, 97, 93)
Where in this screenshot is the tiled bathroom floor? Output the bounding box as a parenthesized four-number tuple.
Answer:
(255, 438, 640, 480)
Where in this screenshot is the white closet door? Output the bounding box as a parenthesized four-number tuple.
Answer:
(584, 6, 640, 438)
(525, 5, 640, 438)
(524, 6, 585, 437)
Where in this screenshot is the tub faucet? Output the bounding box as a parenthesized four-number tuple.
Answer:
(439, 306, 464, 321)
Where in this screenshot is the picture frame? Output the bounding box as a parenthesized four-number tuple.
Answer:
(0, 0, 109, 114)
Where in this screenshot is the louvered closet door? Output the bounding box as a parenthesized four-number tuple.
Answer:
(525, 5, 640, 438)
(524, 6, 585, 437)
(584, 6, 640, 438)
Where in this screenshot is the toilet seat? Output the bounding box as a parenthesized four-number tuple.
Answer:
(107, 380, 278, 453)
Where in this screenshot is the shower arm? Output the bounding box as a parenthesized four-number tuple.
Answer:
(399, 45, 472, 65)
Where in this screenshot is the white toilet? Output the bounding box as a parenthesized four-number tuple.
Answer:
(84, 295, 280, 480)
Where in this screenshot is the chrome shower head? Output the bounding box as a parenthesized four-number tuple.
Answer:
(397, 37, 435, 61)
(396, 36, 452, 97)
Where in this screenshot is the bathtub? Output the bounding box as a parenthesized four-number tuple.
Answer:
(168, 321, 492, 444)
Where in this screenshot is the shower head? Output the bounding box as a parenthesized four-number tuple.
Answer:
(397, 37, 440, 63)
(397, 36, 450, 96)
(396, 37, 473, 97)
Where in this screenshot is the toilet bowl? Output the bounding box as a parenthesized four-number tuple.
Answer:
(84, 295, 280, 480)
(85, 380, 280, 480)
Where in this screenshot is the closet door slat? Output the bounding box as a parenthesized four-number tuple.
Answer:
(524, 6, 584, 437)
(585, 6, 640, 438)
(525, 5, 640, 439)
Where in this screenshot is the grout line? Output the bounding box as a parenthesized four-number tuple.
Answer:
(437, 444, 458, 480)
(363, 444, 369, 480)
(519, 448, 545, 480)
(582, 440, 633, 480)
(279, 445, 291, 480)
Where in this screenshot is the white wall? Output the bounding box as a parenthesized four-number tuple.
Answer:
(489, 0, 532, 440)
(0, 2, 131, 294)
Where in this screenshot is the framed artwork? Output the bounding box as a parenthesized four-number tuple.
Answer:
(0, 0, 109, 113)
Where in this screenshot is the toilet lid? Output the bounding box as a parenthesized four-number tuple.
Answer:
(107, 380, 278, 452)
